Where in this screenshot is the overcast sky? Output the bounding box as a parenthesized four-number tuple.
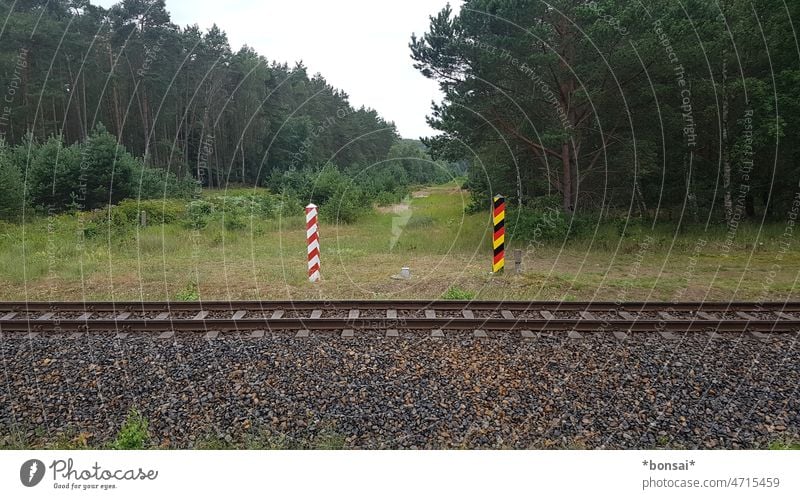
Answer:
(93, 0, 462, 138)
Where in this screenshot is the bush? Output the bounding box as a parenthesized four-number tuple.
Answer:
(506, 202, 575, 244)
(0, 141, 24, 221)
(186, 199, 215, 229)
(130, 163, 196, 200)
(112, 199, 187, 226)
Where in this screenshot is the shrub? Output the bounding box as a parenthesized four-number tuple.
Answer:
(506, 205, 572, 244)
(130, 163, 196, 200)
(113, 199, 187, 226)
(186, 199, 215, 229)
(0, 141, 24, 221)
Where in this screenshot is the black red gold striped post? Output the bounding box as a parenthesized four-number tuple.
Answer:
(492, 194, 505, 273)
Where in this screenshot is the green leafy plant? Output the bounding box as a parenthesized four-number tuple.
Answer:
(176, 281, 200, 301)
(441, 286, 475, 300)
(111, 409, 150, 450)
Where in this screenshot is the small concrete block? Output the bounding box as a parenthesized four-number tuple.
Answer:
(521, 330, 536, 339)
(658, 311, 676, 321)
(232, 310, 247, 320)
(311, 309, 322, 319)
(658, 331, 678, 340)
(386, 329, 399, 337)
(473, 329, 487, 338)
(204, 330, 220, 340)
(775, 311, 795, 320)
(425, 310, 436, 319)
(155, 312, 170, 320)
(295, 329, 310, 338)
(501, 310, 515, 320)
(462, 310, 475, 319)
(579, 311, 597, 320)
(348, 309, 360, 319)
(68, 332, 83, 340)
(386, 309, 397, 319)
(619, 311, 637, 320)
(77, 312, 93, 321)
(158, 331, 175, 339)
(271, 310, 285, 319)
(613, 331, 629, 340)
(540, 311, 555, 320)
(192, 310, 209, 320)
(0, 312, 18, 320)
(431, 329, 444, 337)
(249, 330, 265, 339)
(342, 329, 355, 338)
(37, 312, 55, 320)
(567, 330, 583, 340)
(115, 332, 129, 339)
(706, 331, 723, 340)
(23, 333, 39, 339)
(115, 312, 131, 320)
(749, 330, 770, 340)
(736, 311, 756, 321)
(696, 311, 717, 320)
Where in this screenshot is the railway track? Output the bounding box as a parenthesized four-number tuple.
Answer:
(1, 301, 799, 337)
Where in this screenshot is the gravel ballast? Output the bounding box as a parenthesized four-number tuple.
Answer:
(1, 331, 798, 449)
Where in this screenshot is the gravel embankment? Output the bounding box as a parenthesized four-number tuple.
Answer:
(1, 331, 798, 449)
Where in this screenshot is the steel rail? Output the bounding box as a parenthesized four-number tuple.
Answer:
(1, 300, 799, 312)
(1, 318, 799, 333)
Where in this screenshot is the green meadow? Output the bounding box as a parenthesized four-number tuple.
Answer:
(0, 183, 797, 302)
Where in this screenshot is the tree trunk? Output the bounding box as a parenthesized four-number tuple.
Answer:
(108, 44, 122, 137)
(721, 2, 733, 225)
(561, 141, 573, 213)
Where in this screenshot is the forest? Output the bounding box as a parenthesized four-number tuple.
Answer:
(411, 0, 800, 226)
(2, 0, 799, 234)
(0, 0, 451, 221)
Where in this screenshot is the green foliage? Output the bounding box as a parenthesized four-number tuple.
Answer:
(441, 286, 476, 300)
(186, 199, 215, 229)
(412, 0, 800, 222)
(0, 141, 24, 221)
(768, 439, 800, 450)
(506, 206, 574, 244)
(25, 136, 83, 211)
(20, 129, 194, 215)
(113, 199, 187, 226)
(111, 409, 150, 450)
(79, 124, 134, 208)
(270, 165, 371, 224)
(175, 281, 200, 301)
(130, 163, 196, 200)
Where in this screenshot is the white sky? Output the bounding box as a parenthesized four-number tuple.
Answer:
(93, 0, 462, 138)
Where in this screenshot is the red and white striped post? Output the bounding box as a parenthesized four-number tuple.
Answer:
(306, 203, 321, 282)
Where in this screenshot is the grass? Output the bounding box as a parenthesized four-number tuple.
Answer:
(0, 182, 798, 302)
(0, 418, 347, 450)
(768, 438, 800, 450)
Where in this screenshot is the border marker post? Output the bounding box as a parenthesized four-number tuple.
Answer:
(306, 203, 321, 282)
(492, 195, 505, 273)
